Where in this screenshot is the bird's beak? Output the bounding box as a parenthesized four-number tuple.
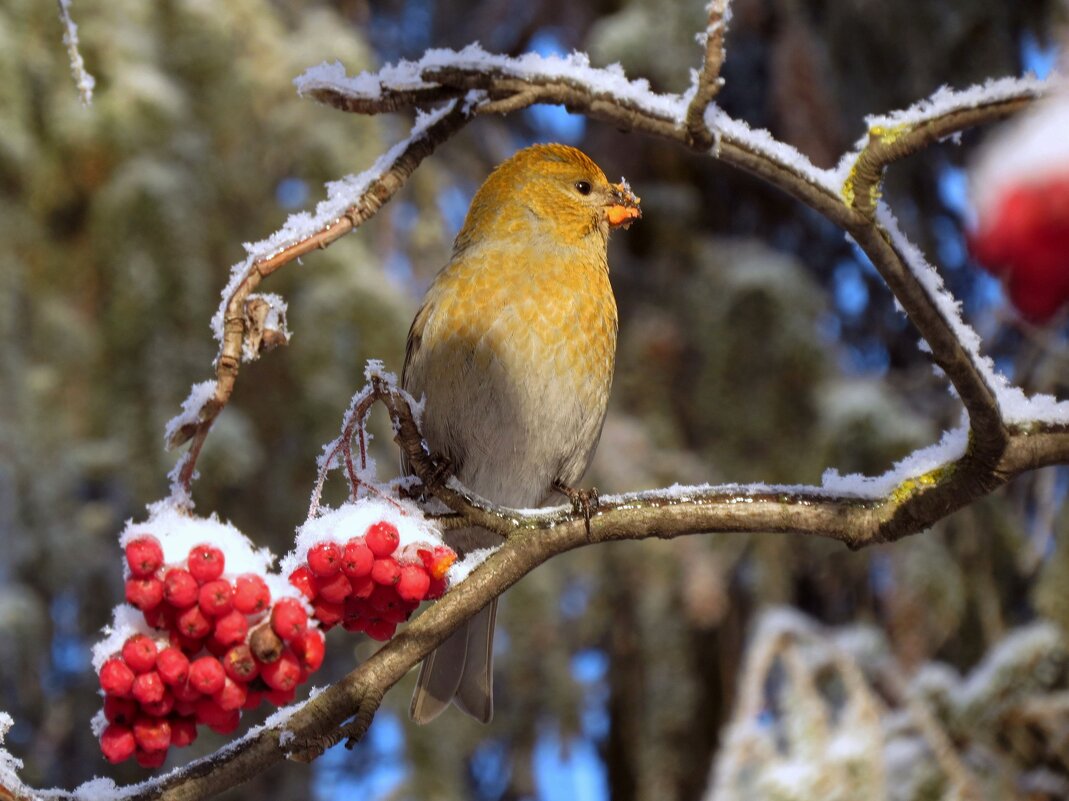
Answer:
(606, 181, 641, 229)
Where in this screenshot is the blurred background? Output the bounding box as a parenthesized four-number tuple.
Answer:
(2, 0, 1069, 799)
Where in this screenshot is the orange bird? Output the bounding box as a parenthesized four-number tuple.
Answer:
(403, 143, 640, 723)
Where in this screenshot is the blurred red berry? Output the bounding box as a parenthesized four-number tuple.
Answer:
(970, 175, 1069, 321)
(198, 579, 234, 617)
(371, 558, 401, 586)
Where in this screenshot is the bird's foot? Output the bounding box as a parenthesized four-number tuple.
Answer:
(424, 452, 454, 491)
(554, 480, 600, 540)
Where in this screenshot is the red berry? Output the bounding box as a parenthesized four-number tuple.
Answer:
(122, 635, 158, 674)
(342, 616, 366, 633)
(365, 522, 399, 557)
(364, 618, 397, 641)
(143, 604, 174, 630)
(172, 679, 202, 705)
(125, 535, 163, 579)
(314, 571, 352, 604)
(342, 538, 374, 578)
(132, 671, 165, 704)
(206, 707, 240, 735)
(100, 723, 136, 764)
(194, 697, 239, 733)
(213, 609, 249, 647)
(133, 715, 171, 752)
(156, 647, 190, 687)
(103, 695, 138, 726)
(311, 599, 343, 628)
(169, 716, 197, 748)
(163, 568, 199, 608)
(371, 557, 401, 586)
(307, 541, 342, 577)
(135, 747, 168, 769)
(288, 566, 317, 601)
(426, 576, 447, 600)
(260, 649, 301, 692)
(198, 579, 234, 617)
(369, 584, 402, 614)
(187, 544, 225, 583)
(242, 690, 264, 710)
(173, 699, 197, 718)
(350, 575, 375, 599)
(265, 686, 296, 707)
(233, 574, 271, 614)
(292, 630, 326, 673)
(188, 656, 226, 695)
(397, 564, 431, 602)
(271, 598, 308, 642)
(214, 676, 248, 711)
(176, 605, 212, 639)
(126, 577, 164, 611)
(141, 690, 174, 718)
(168, 629, 204, 655)
(100, 658, 135, 697)
(223, 644, 259, 683)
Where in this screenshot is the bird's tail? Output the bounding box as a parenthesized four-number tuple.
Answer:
(410, 599, 497, 724)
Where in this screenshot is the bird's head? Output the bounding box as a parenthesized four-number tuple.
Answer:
(454, 143, 641, 256)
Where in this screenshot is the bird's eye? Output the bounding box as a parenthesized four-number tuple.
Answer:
(575, 180, 592, 196)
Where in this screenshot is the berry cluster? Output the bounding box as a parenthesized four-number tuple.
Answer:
(969, 174, 1069, 322)
(97, 536, 324, 767)
(287, 521, 456, 641)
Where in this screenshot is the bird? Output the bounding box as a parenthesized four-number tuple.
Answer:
(402, 142, 640, 724)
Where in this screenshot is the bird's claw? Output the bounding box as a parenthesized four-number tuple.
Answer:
(554, 481, 600, 540)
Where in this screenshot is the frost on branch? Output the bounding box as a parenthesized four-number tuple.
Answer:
(708, 610, 1069, 801)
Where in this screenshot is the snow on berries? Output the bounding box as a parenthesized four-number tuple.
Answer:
(969, 90, 1069, 322)
(92, 505, 316, 768)
(93, 497, 460, 769)
(280, 499, 456, 642)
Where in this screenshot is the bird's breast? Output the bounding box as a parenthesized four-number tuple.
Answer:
(405, 247, 617, 507)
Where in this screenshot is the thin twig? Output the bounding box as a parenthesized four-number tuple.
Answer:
(684, 0, 731, 148)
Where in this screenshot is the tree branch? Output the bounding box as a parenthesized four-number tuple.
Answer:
(684, 0, 732, 149)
